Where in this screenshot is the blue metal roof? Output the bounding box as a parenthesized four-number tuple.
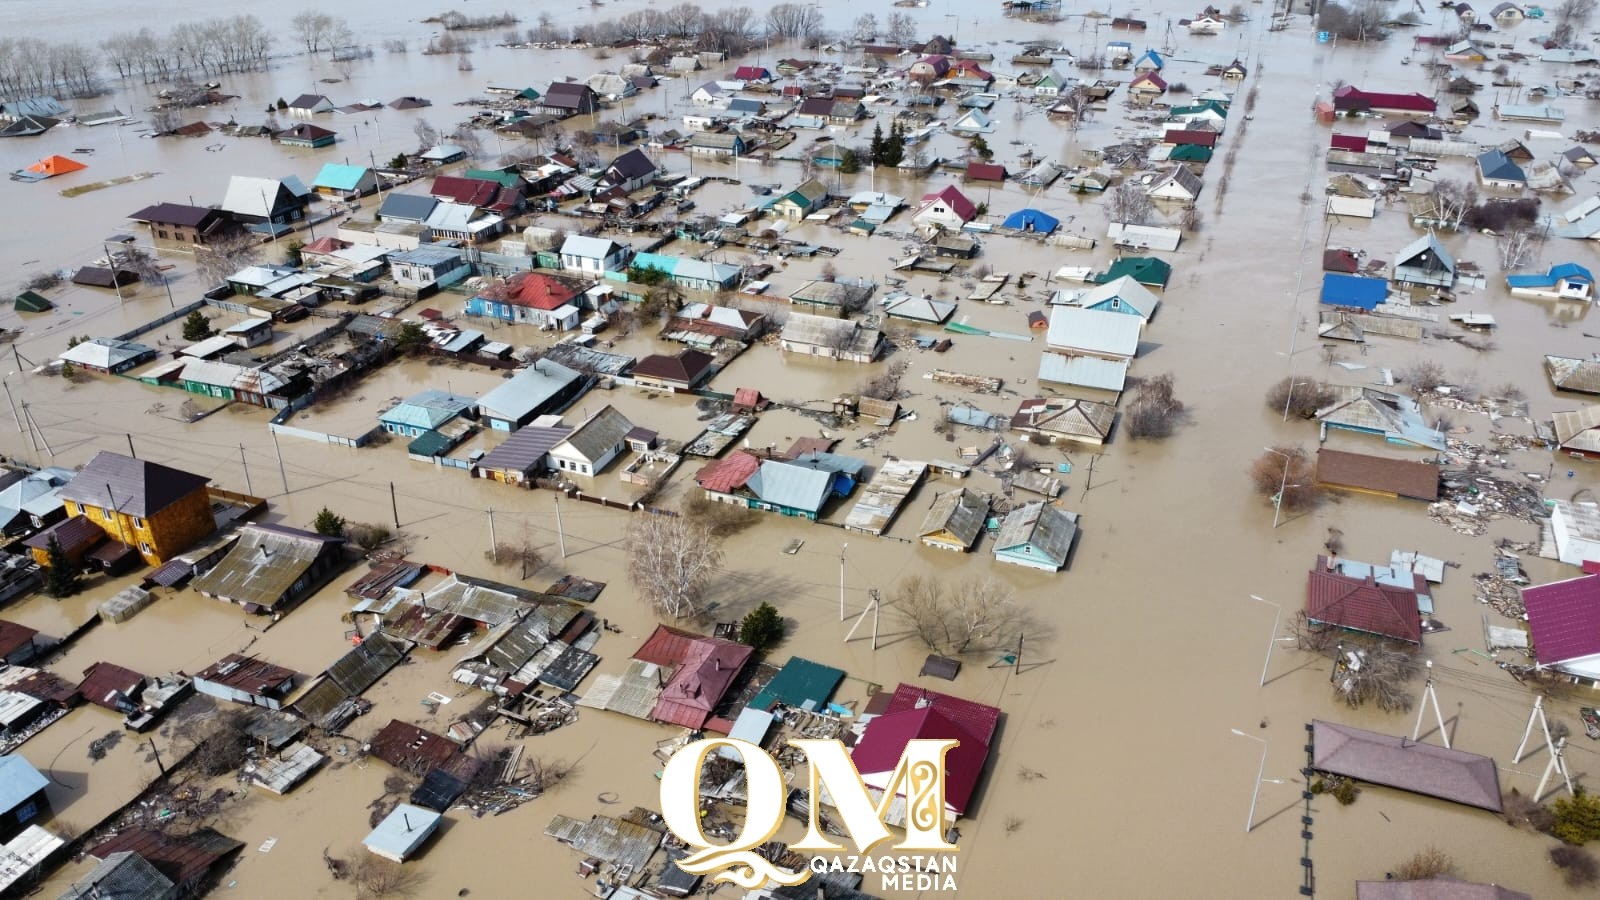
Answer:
(0, 755, 47, 813)
(1320, 273, 1389, 310)
(747, 460, 832, 513)
(313, 163, 369, 191)
(1550, 263, 1594, 283)
(1476, 149, 1526, 182)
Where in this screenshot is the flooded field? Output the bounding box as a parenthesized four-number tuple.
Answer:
(4, 0, 1600, 897)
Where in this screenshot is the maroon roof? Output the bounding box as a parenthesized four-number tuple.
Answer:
(14, 670, 78, 705)
(0, 620, 37, 658)
(1307, 557, 1423, 643)
(23, 515, 105, 553)
(1333, 85, 1437, 113)
(1330, 133, 1369, 152)
(964, 163, 1007, 183)
(1312, 719, 1502, 812)
(77, 661, 146, 710)
(850, 684, 1001, 816)
(917, 185, 977, 222)
(783, 437, 836, 459)
(633, 625, 754, 730)
(1522, 574, 1600, 668)
(633, 349, 713, 385)
(1315, 449, 1440, 501)
(431, 175, 502, 208)
(1165, 129, 1219, 148)
(90, 828, 244, 887)
(1355, 878, 1531, 900)
(694, 450, 761, 494)
(281, 123, 335, 140)
(797, 97, 834, 116)
(195, 654, 297, 695)
(127, 202, 228, 229)
(1323, 248, 1361, 274)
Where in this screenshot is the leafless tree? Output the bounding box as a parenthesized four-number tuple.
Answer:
(1106, 181, 1154, 226)
(1292, 617, 1421, 712)
(195, 232, 261, 286)
(852, 13, 879, 44)
(1394, 847, 1456, 881)
(1398, 360, 1445, 395)
(1248, 445, 1320, 512)
(291, 11, 345, 54)
(682, 493, 759, 537)
(886, 12, 918, 45)
(353, 853, 428, 898)
(1431, 178, 1478, 231)
(485, 525, 545, 580)
(859, 359, 908, 401)
(1265, 376, 1334, 419)
(1124, 373, 1184, 439)
(1496, 227, 1540, 271)
(895, 574, 1020, 656)
(1551, 0, 1598, 46)
(413, 117, 441, 150)
(148, 105, 182, 135)
(626, 514, 723, 619)
(766, 3, 823, 40)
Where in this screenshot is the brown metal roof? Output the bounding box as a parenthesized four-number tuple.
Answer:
(1312, 719, 1503, 812)
(632, 349, 713, 385)
(0, 619, 38, 659)
(1315, 449, 1440, 501)
(77, 661, 146, 710)
(89, 827, 244, 887)
(58, 451, 209, 518)
(22, 515, 105, 552)
(194, 654, 297, 694)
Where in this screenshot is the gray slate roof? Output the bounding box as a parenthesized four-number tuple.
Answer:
(58, 852, 175, 900)
(475, 425, 573, 473)
(58, 451, 208, 518)
(556, 405, 634, 463)
(477, 360, 584, 422)
(993, 501, 1078, 565)
(918, 488, 988, 547)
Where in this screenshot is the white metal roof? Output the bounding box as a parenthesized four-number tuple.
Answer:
(1045, 307, 1143, 358)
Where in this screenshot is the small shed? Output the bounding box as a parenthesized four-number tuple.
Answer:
(363, 804, 442, 862)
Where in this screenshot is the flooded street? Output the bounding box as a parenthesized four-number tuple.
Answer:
(5, 0, 1600, 897)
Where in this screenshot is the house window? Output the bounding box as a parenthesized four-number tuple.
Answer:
(139, 541, 153, 554)
(15, 801, 36, 822)
(157, 229, 168, 239)
(132, 517, 145, 529)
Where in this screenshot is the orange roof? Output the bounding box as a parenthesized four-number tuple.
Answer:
(26, 155, 87, 176)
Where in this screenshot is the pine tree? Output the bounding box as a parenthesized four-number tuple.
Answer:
(738, 601, 785, 651)
(869, 124, 886, 166)
(182, 311, 215, 342)
(313, 507, 346, 537)
(43, 536, 81, 598)
(882, 121, 906, 168)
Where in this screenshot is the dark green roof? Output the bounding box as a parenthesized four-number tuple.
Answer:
(464, 169, 522, 188)
(1169, 144, 1213, 162)
(14, 290, 52, 312)
(750, 657, 845, 712)
(1093, 256, 1172, 288)
(406, 430, 455, 458)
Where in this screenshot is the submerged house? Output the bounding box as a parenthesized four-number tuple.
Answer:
(1010, 396, 1118, 447)
(992, 501, 1078, 571)
(548, 405, 634, 477)
(1391, 234, 1455, 289)
(744, 456, 862, 520)
(778, 313, 884, 363)
(1521, 574, 1600, 680)
(57, 452, 214, 566)
(1546, 356, 1600, 395)
(194, 654, 298, 709)
(466, 272, 587, 331)
(1306, 555, 1423, 644)
(1315, 388, 1446, 450)
(476, 359, 587, 431)
(1553, 405, 1600, 459)
(845, 684, 999, 826)
(911, 185, 978, 232)
(190, 523, 346, 614)
(1507, 263, 1593, 301)
(1476, 149, 1527, 189)
(918, 489, 989, 552)
(379, 390, 476, 439)
(220, 175, 312, 230)
(1058, 276, 1161, 321)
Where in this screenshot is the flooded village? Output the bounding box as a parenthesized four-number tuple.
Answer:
(4, 0, 1600, 897)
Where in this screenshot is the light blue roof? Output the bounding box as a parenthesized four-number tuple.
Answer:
(380, 390, 476, 430)
(784, 451, 866, 477)
(1038, 353, 1129, 392)
(389, 246, 462, 266)
(747, 460, 832, 513)
(0, 755, 47, 813)
(364, 803, 441, 860)
(313, 163, 370, 191)
(1477, 149, 1526, 182)
(1135, 49, 1165, 69)
(1002, 208, 1060, 233)
(719, 707, 777, 759)
(478, 359, 584, 421)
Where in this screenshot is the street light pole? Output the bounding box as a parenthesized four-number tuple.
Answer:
(1230, 729, 1269, 833)
(1262, 446, 1294, 528)
(1248, 594, 1282, 687)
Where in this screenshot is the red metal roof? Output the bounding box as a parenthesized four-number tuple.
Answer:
(195, 654, 297, 695)
(1333, 85, 1437, 113)
(1131, 71, 1167, 90)
(431, 175, 502, 208)
(633, 625, 753, 730)
(1166, 129, 1219, 148)
(483, 272, 584, 310)
(1522, 573, 1600, 668)
(964, 163, 1007, 182)
(850, 684, 1001, 816)
(1330, 133, 1369, 152)
(301, 236, 349, 254)
(1306, 557, 1423, 643)
(77, 661, 146, 710)
(90, 828, 244, 887)
(694, 451, 761, 494)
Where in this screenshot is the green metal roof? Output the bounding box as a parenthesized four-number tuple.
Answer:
(1093, 256, 1172, 287)
(1169, 144, 1213, 162)
(750, 657, 845, 711)
(14, 290, 52, 312)
(406, 429, 455, 457)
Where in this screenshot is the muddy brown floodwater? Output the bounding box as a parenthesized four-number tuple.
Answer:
(6, 1, 1600, 897)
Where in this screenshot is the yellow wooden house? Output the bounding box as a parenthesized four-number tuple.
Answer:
(56, 452, 215, 566)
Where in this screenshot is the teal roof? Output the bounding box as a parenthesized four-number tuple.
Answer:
(1094, 256, 1171, 287)
(380, 389, 476, 431)
(464, 168, 522, 188)
(750, 657, 845, 711)
(407, 429, 455, 457)
(313, 163, 369, 191)
(1169, 144, 1213, 162)
(631, 251, 679, 275)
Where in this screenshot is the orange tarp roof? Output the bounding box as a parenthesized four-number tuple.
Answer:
(26, 155, 87, 176)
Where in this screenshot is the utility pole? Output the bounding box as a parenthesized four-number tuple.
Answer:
(839, 543, 848, 621)
(554, 495, 567, 558)
(488, 508, 498, 561)
(147, 737, 165, 776)
(21, 404, 51, 456)
(126, 433, 136, 458)
(238, 444, 252, 495)
(2, 378, 23, 438)
(271, 430, 288, 493)
(389, 481, 400, 530)
(1412, 661, 1450, 748)
(102, 241, 125, 302)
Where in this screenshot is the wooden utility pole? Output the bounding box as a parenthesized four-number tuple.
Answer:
(238, 445, 252, 495)
(125, 433, 136, 458)
(271, 430, 289, 494)
(389, 481, 400, 529)
(554, 495, 566, 558)
(488, 508, 497, 561)
(148, 737, 165, 775)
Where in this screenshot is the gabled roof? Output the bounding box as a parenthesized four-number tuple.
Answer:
(1130, 71, 1167, 91)
(915, 185, 978, 223)
(560, 234, 626, 259)
(58, 851, 174, 900)
(1000, 208, 1059, 233)
(1546, 356, 1600, 395)
(917, 488, 988, 548)
(1355, 879, 1530, 900)
(1146, 165, 1202, 199)
(1071, 276, 1161, 318)
(195, 654, 297, 695)
(128, 203, 227, 228)
(89, 827, 244, 887)
(430, 175, 502, 207)
(633, 625, 754, 729)
(77, 661, 145, 710)
(993, 501, 1078, 566)
(1095, 256, 1171, 287)
(221, 175, 309, 218)
(554, 405, 634, 463)
(633, 349, 713, 385)
(1522, 573, 1600, 668)
(287, 93, 332, 110)
(1307, 556, 1423, 642)
(1314, 449, 1440, 501)
(1553, 404, 1600, 454)
(477, 359, 584, 422)
(604, 148, 656, 182)
(695, 450, 762, 494)
(59, 451, 207, 517)
(1320, 273, 1389, 310)
(377, 192, 438, 221)
(0, 755, 47, 813)
(1476, 149, 1526, 183)
(279, 123, 335, 141)
(1332, 85, 1437, 113)
(1011, 396, 1117, 442)
(1395, 233, 1455, 272)
(1316, 388, 1445, 450)
(746, 459, 834, 512)
(1046, 306, 1143, 357)
(475, 424, 572, 473)
(481, 272, 586, 310)
(380, 390, 475, 431)
(852, 684, 999, 816)
(190, 523, 343, 610)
